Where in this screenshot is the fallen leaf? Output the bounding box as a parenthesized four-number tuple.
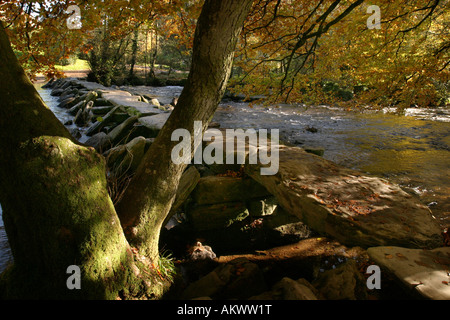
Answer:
(442, 281, 449, 285)
(414, 260, 433, 268)
(396, 253, 408, 260)
(385, 254, 393, 259)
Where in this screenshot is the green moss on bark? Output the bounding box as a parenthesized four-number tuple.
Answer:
(0, 136, 169, 299)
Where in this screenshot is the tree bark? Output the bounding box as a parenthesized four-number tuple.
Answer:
(0, 22, 159, 299)
(116, 0, 254, 260)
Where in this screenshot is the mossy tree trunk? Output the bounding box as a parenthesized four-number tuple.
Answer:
(116, 0, 254, 260)
(0, 22, 160, 299)
(0, 0, 253, 299)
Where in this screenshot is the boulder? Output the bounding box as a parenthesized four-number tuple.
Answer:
(105, 136, 147, 176)
(367, 246, 450, 300)
(74, 100, 94, 126)
(245, 145, 443, 249)
(102, 91, 163, 117)
(191, 176, 271, 206)
(84, 132, 112, 153)
(182, 258, 267, 300)
(271, 277, 319, 300)
(187, 201, 249, 231)
(138, 113, 171, 136)
(312, 259, 368, 300)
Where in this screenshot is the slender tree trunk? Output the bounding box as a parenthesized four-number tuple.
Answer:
(116, 0, 254, 260)
(128, 27, 140, 80)
(0, 22, 160, 299)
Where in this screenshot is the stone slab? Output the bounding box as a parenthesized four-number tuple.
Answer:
(367, 246, 450, 300)
(245, 145, 443, 249)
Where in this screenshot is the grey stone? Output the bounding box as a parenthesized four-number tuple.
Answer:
(245, 145, 443, 249)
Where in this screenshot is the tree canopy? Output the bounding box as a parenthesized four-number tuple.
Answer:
(1, 0, 449, 108)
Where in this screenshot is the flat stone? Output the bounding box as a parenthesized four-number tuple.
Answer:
(138, 113, 171, 133)
(245, 145, 443, 249)
(367, 246, 450, 300)
(102, 91, 163, 117)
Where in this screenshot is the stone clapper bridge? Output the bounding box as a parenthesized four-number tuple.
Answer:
(47, 78, 449, 299)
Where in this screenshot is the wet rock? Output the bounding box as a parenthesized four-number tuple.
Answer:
(85, 106, 120, 136)
(107, 115, 139, 145)
(305, 126, 318, 133)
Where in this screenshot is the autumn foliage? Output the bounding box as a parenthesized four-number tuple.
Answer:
(1, 0, 448, 108)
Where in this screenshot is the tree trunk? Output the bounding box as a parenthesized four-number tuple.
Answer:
(128, 27, 140, 80)
(116, 0, 254, 260)
(0, 22, 162, 299)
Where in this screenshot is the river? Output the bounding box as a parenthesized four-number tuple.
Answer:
(0, 83, 448, 274)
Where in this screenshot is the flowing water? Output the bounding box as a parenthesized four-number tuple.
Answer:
(0, 83, 448, 274)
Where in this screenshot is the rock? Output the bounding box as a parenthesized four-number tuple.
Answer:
(105, 136, 147, 176)
(69, 128, 82, 140)
(91, 106, 115, 115)
(68, 100, 85, 116)
(367, 246, 450, 300)
(191, 176, 272, 206)
(85, 106, 120, 136)
(84, 132, 112, 153)
(158, 104, 174, 112)
(187, 201, 249, 231)
(102, 91, 163, 117)
(138, 113, 171, 136)
(245, 145, 443, 249)
(107, 115, 139, 145)
(150, 98, 160, 107)
(312, 259, 368, 300)
(187, 242, 217, 261)
(50, 88, 64, 96)
(42, 78, 56, 89)
(270, 277, 319, 300)
(303, 146, 325, 157)
(305, 126, 318, 133)
(58, 96, 77, 109)
(74, 101, 94, 126)
(182, 258, 267, 300)
(84, 91, 98, 104)
(263, 207, 313, 240)
(247, 196, 278, 217)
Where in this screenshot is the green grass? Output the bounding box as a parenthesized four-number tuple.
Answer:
(55, 59, 90, 71)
